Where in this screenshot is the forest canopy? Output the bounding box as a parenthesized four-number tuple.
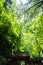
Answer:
(0, 0, 43, 62)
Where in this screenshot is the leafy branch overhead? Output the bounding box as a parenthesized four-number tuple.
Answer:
(0, 0, 43, 62)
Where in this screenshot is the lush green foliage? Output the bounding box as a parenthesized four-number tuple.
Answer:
(0, 0, 43, 62)
(0, 0, 21, 62)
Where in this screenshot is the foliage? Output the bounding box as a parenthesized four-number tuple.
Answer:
(0, 0, 21, 62)
(0, 0, 43, 63)
(29, 14, 43, 57)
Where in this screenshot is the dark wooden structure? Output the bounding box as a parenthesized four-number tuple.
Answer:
(7, 52, 43, 65)
(25, 58, 43, 65)
(7, 52, 29, 65)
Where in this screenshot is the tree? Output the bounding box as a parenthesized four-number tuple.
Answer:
(15, 0, 43, 58)
(0, 0, 22, 62)
(0, 0, 43, 62)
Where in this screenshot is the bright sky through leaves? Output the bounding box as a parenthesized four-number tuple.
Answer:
(16, 0, 28, 5)
(22, 0, 28, 4)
